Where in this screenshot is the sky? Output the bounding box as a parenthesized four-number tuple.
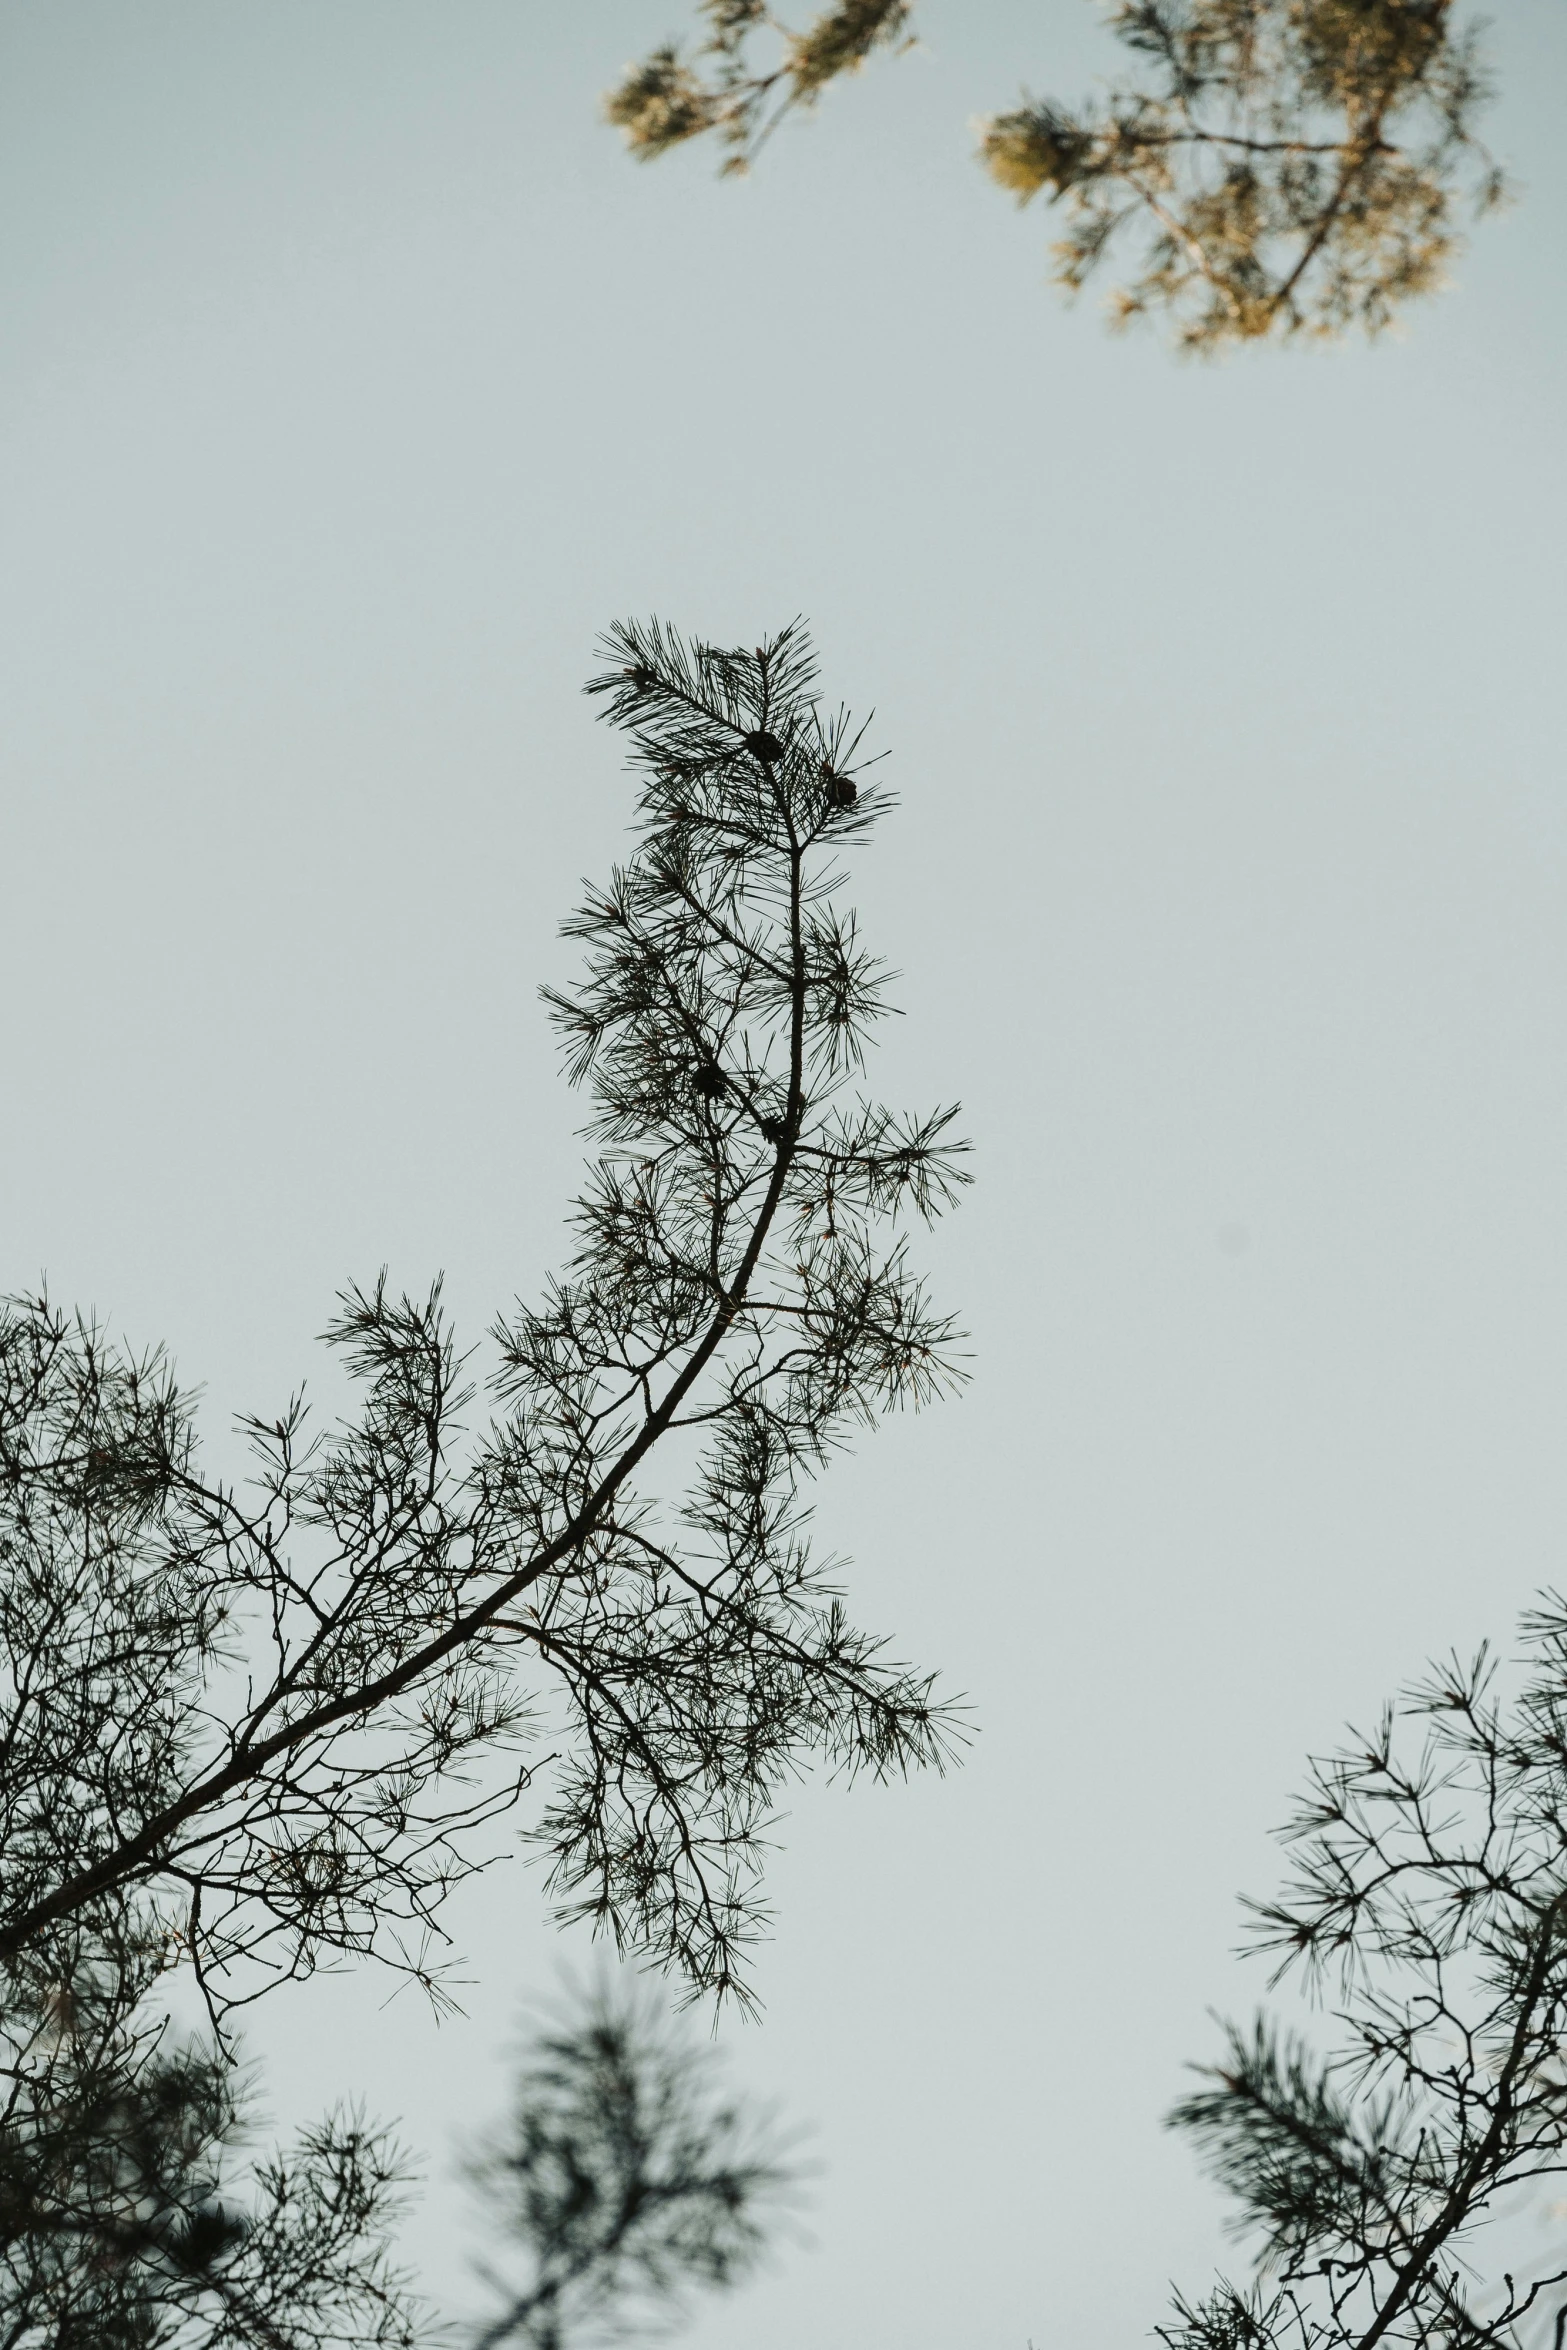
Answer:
(4, 3, 1567, 2344)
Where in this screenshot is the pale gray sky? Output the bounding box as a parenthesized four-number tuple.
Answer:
(4, 5, 1567, 2344)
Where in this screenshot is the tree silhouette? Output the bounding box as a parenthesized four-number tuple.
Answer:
(0, 616, 963, 2344)
(1166, 1600, 1567, 2350)
(466, 1983, 788, 2350)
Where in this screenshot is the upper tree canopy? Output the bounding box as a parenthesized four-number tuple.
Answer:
(605, 0, 1506, 352)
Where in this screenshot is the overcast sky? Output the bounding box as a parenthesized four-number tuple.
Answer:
(5, 4, 1567, 2344)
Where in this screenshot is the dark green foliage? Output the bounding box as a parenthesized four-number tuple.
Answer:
(0, 1955, 777, 2350)
(0, 617, 963, 2339)
(519, 617, 970, 2000)
(467, 1985, 786, 2350)
(0, 1930, 416, 2349)
(1165, 1603, 1567, 2348)
(607, 0, 1506, 349)
(0, 618, 966, 2027)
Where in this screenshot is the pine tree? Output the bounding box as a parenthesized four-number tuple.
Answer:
(1165, 1600, 1567, 2349)
(466, 1983, 788, 2350)
(0, 617, 964, 2344)
(605, 0, 1507, 351)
